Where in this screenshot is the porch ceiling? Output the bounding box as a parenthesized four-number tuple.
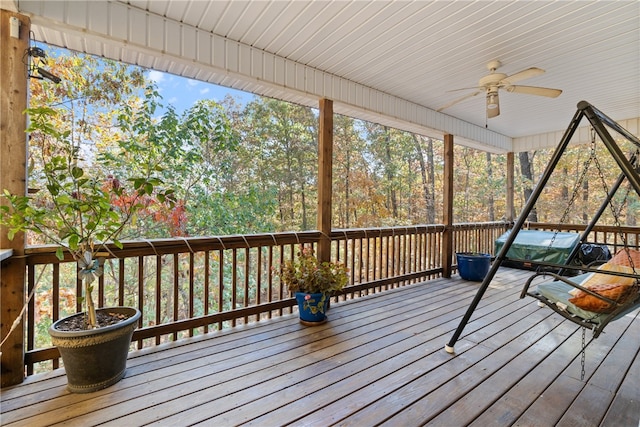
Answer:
(7, 0, 640, 153)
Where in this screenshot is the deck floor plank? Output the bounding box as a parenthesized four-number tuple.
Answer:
(72, 280, 479, 425)
(428, 320, 579, 426)
(467, 321, 584, 427)
(144, 273, 531, 426)
(374, 304, 564, 426)
(113, 278, 503, 426)
(265, 282, 530, 426)
(511, 307, 639, 427)
(555, 312, 640, 427)
(1, 267, 638, 427)
(599, 340, 640, 427)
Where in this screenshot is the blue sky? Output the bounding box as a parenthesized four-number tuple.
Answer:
(146, 70, 255, 114)
(45, 43, 256, 114)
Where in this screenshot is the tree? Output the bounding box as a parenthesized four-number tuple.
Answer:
(519, 151, 538, 222)
(486, 152, 496, 221)
(235, 98, 318, 231)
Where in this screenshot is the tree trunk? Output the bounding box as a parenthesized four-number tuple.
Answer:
(383, 126, 398, 217)
(426, 137, 436, 223)
(412, 134, 434, 223)
(486, 152, 495, 221)
(519, 151, 538, 222)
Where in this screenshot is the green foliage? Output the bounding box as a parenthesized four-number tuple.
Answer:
(187, 185, 279, 235)
(275, 245, 348, 295)
(515, 141, 640, 226)
(1, 90, 176, 328)
(236, 98, 319, 231)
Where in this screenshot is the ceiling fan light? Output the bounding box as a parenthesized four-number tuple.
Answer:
(486, 93, 499, 109)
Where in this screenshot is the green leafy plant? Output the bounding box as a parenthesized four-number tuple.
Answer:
(1, 100, 175, 329)
(276, 244, 348, 295)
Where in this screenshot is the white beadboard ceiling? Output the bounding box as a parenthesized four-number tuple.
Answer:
(7, 0, 640, 153)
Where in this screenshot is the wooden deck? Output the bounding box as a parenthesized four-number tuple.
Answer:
(2, 267, 639, 426)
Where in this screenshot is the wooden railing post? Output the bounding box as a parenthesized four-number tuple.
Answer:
(442, 134, 454, 277)
(1, 9, 29, 387)
(317, 98, 333, 263)
(507, 152, 515, 222)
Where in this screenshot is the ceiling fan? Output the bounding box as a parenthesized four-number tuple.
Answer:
(437, 60, 562, 118)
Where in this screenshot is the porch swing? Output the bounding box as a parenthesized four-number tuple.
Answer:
(445, 101, 640, 354)
(522, 133, 640, 339)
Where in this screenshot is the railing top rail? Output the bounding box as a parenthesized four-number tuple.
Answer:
(23, 221, 631, 265)
(24, 231, 322, 264)
(450, 221, 511, 230)
(526, 222, 640, 234)
(23, 224, 459, 264)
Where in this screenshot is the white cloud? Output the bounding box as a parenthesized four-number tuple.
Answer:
(147, 70, 165, 84)
(187, 79, 198, 87)
(200, 87, 210, 95)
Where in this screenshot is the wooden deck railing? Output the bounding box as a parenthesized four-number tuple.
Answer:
(21, 220, 640, 374)
(23, 224, 462, 373)
(451, 221, 512, 256)
(27, 220, 629, 374)
(9, 219, 640, 376)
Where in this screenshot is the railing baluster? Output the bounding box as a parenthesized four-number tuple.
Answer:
(203, 251, 210, 332)
(118, 258, 125, 307)
(98, 270, 104, 308)
(189, 252, 195, 337)
(256, 247, 262, 317)
(26, 264, 36, 375)
(267, 245, 273, 319)
(172, 253, 179, 341)
(217, 249, 224, 330)
(51, 264, 59, 369)
(155, 254, 162, 344)
(243, 247, 250, 324)
(357, 237, 363, 295)
(137, 255, 144, 348)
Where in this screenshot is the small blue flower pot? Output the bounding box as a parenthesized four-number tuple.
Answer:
(295, 292, 329, 325)
(456, 252, 491, 281)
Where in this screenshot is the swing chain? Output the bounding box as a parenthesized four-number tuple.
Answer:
(580, 327, 586, 381)
(545, 137, 598, 256)
(591, 128, 638, 272)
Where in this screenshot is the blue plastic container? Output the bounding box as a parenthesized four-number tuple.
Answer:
(456, 252, 491, 281)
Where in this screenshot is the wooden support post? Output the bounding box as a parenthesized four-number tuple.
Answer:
(317, 98, 333, 263)
(0, 9, 29, 387)
(442, 134, 454, 278)
(506, 152, 515, 222)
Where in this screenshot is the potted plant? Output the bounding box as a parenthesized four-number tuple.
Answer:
(0, 102, 175, 393)
(276, 244, 348, 325)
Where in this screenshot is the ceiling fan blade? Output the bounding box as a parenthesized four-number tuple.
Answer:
(437, 91, 481, 112)
(446, 86, 481, 93)
(505, 85, 562, 97)
(501, 67, 544, 85)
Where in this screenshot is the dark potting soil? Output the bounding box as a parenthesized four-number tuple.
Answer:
(54, 311, 130, 331)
